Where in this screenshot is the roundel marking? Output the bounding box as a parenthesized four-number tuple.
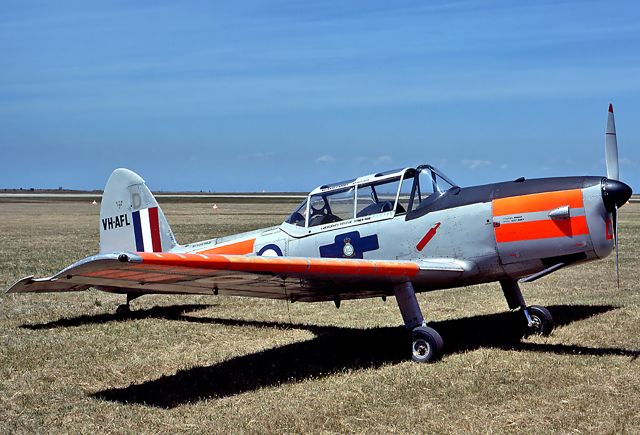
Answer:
(257, 244, 283, 257)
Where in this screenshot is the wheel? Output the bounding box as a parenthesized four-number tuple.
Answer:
(410, 326, 444, 363)
(116, 304, 131, 316)
(524, 305, 554, 336)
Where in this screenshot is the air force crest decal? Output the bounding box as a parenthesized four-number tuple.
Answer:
(319, 231, 379, 259)
(342, 238, 355, 257)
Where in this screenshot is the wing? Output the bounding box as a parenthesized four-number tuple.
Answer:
(6, 252, 476, 302)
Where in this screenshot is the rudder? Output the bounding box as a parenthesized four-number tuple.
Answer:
(99, 168, 178, 253)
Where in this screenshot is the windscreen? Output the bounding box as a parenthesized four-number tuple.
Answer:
(286, 200, 307, 226)
(411, 166, 457, 211)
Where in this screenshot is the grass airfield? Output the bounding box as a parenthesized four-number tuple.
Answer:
(1, 199, 639, 433)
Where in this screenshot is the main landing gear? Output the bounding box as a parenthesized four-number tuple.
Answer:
(394, 281, 444, 362)
(392, 279, 554, 363)
(500, 279, 554, 336)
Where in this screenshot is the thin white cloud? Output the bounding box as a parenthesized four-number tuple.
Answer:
(462, 159, 491, 169)
(316, 154, 336, 163)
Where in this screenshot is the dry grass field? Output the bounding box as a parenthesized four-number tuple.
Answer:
(1, 199, 639, 433)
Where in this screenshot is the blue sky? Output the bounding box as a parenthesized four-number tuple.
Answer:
(1, 0, 639, 192)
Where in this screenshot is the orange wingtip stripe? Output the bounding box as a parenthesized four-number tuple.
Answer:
(136, 253, 420, 278)
(199, 238, 255, 255)
(495, 216, 589, 243)
(492, 189, 584, 217)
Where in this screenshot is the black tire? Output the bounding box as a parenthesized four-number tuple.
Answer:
(410, 326, 444, 363)
(525, 305, 554, 336)
(116, 304, 131, 316)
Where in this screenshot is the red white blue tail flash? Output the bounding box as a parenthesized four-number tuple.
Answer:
(132, 207, 162, 252)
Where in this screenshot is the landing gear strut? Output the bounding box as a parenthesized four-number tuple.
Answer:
(394, 281, 444, 362)
(500, 279, 554, 336)
(116, 293, 140, 316)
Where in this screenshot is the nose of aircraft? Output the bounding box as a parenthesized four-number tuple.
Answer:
(601, 179, 633, 212)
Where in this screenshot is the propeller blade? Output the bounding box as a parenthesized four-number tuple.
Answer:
(614, 205, 620, 290)
(605, 103, 619, 180)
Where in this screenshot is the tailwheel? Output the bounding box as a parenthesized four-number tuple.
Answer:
(115, 304, 131, 316)
(410, 326, 444, 363)
(524, 305, 554, 336)
(116, 293, 140, 316)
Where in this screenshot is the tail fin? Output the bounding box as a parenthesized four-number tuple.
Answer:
(99, 168, 178, 254)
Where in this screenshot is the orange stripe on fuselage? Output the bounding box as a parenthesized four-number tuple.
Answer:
(492, 189, 584, 216)
(199, 238, 255, 255)
(495, 216, 589, 243)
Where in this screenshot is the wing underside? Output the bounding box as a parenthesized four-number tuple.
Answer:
(6, 252, 475, 302)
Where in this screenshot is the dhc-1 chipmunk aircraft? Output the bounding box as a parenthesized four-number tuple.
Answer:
(7, 105, 633, 362)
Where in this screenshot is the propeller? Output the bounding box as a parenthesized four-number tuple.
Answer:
(602, 177, 629, 288)
(602, 103, 632, 289)
(605, 103, 619, 180)
(614, 205, 619, 289)
(607, 103, 620, 288)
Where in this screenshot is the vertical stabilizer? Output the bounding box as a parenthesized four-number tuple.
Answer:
(99, 168, 178, 254)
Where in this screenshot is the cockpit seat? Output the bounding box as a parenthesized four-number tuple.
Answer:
(356, 201, 394, 218)
(309, 213, 341, 227)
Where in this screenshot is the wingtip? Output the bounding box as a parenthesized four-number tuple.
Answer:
(609, 103, 614, 113)
(5, 276, 35, 293)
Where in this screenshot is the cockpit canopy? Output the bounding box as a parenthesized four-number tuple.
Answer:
(285, 165, 458, 227)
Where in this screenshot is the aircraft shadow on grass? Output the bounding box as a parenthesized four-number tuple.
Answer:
(21, 304, 639, 408)
(56, 303, 636, 408)
(21, 304, 217, 330)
